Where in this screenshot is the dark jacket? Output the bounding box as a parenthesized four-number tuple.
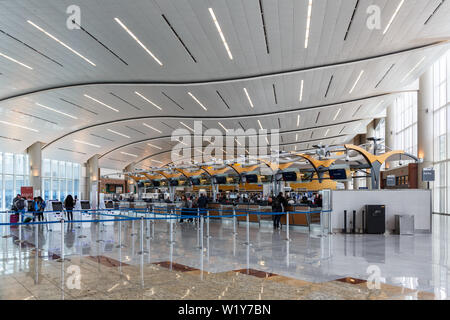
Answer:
(272, 195, 288, 212)
(197, 195, 208, 209)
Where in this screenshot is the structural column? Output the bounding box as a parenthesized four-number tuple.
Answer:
(124, 162, 136, 194)
(86, 155, 100, 209)
(27, 142, 43, 197)
(366, 122, 376, 189)
(385, 104, 396, 169)
(418, 68, 434, 189)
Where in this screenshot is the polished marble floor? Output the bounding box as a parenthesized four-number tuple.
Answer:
(0, 212, 449, 300)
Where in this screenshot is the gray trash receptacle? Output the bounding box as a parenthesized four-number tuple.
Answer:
(395, 215, 415, 235)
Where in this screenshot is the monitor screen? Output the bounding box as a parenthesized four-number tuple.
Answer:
(245, 175, 258, 183)
(81, 201, 90, 210)
(329, 169, 347, 180)
(170, 180, 179, 186)
(191, 178, 201, 185)
(282, 172, 297, 182)
(137, 181, 144, 188)
(52, 202, 63, 211)
(105, 201, 114, 209)
(215, 176, 227, 184)
(152, 180, 160, 187)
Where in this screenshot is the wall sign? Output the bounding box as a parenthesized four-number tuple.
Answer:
(422, 168, 435, 182)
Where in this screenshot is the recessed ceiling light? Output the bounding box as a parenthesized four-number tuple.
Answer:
(299, 80, 304, 102)
(297, 115, 301, 127)
(325, 129, 330, 137)
(135, 92, 162, 111)
(0, 51, 33, 70)
(265, 136, 269, 145)
(296, 133, 299, 141)
(208, 8, 233, 60)
(349, 70, 364, 94)
(150, 159, 163, 164)
(143, 123, 162, 133)
(74, 139, 101, 148)
(179, 121, 194, 132)
(187, 92, 208, 111)
(383, 0, 405, 35)
(36, 102, 78, 119)
(121, 152, 138, 158)
(244, 88, 254, 108)
(235, 138, 242, 146)
(257, 119, 263, 130)
(0, 120, 38, 132)
(333, 108, 342, 121)
(218, 122, 229, 133)
(108, 129, 130, 138)
(401, 57, 426, 83)
(305, 0, 313, 49)
(27, 20, 95, 66)
(84, 95, 119, 112)
(147, 143, 162, 150)
(114, 18, 163, 66)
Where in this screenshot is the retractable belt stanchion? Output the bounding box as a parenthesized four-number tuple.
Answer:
(169, 215, 175, 245)
(138, 217, 148, 255)
(232, 208, 237, 235)
(200, 216, 204, 250)
(206, 211, 211, 239)
(284, 212, 291, 242)
(244, 213, 250, 246)
(131, 217, 137, 237)
(78, 211, 86, 238)
(195, 209, 201, 249)
(57, 219, 68, 262)
(116, 219, 125, 248)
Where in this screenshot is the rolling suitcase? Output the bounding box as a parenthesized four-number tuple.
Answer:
(10, 214, 19, 229)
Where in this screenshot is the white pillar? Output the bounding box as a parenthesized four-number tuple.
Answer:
(124, 162, 136, 194)
(27, 142, 43, 197)
(87, 155, 99, 209)
(385, 104, 395, 169)
(418, 69, 434, 189)
(366, 122, 376, 189)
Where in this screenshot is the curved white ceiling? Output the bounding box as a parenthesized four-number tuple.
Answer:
(1, 0, 450, 170)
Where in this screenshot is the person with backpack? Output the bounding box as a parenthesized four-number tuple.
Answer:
(272, 192, 288, 230)
(14, 196, 27, 222)
(64, 195, 74, 221)
(36, 196, 46, 222)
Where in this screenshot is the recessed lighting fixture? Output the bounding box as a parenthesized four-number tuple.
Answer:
(295, 145, 297, 151)
(147, 143, 162, 150)
(297, 115, 301, 127)
(0, 120, 38, 132)
(36, 102, 78, 119)
(143, 123, 162, 133)
(349, 70, 364, 94)
(305, 0, 313, 48)
(74, 139, 101, 148)
(222, 149, 228, 154)
(179, 121, 194, 132)
(218, 122, 229, 133)
(114, 18, 163, 66)
(401, 57, 426, 83)
(257, 119, 263, 130)
(177, 139, 188, 146)
(107, 129, 130, 138)
(135, 92, 162, 111)
(333, 108, 342, 121)
(195, 148, 204, 154)
(235, 138, 242, 146)
(296, 134, 299, 141)
(374, 100, 385, 109)
(84, 95, 119, 112)
(0, 51, 33, 70)
(244, 88, 254, 108)
(150, 159, 163, 164)
(299, 80, 304, 102)
(27, 20, 95, 66)
(383, 0, 405, 35)
(265, 136, 269, 145)
(121, 151, 138, 158)
(187, 92, 208, 111)
(208, 8, 233, 60)
(325, 129, 330, 137)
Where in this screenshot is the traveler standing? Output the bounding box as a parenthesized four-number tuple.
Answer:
(272, 192, 288, 230)
(64, 195, 74, 221)
(180, 195, 188, 223)
(197, 193, 208, 216)
(14, 196, 27, 222)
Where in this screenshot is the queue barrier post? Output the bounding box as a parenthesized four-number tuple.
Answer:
(244, 213, 250, 246)
(285, 212, 291, 242)
(138, 217, 148, 254)
(116, 220, 125, 248)
(200, 216, 204, 249)
(78, 211, 86, 238)
(206, 211, 211, 239)
(232, 208, 237, 235)
(57, 219, 68, 262)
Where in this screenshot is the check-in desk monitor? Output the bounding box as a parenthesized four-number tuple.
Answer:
(81, 201, 91, 210)
(105, 201, 114, 209)
(52, 201, 63, 212)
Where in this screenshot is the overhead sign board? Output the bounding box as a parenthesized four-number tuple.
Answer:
(422, 168, 435, 182)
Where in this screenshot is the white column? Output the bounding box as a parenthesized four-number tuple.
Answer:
(27, 142, 43, 197)
(124, 162, 136, 194)
(86, 155, 99, 208)
(418, 69, 434, 189)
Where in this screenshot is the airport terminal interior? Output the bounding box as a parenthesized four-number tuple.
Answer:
(2, 0, 450, 301)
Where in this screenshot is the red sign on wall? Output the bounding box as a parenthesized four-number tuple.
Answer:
(21, 187, 34, 200)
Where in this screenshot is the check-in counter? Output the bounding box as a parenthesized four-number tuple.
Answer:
(208, 203, 221, 217)
(281, 205, 312, 226)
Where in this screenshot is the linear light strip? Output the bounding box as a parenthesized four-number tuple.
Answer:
(257, 119, 263, 130)
(349, 70, 364, 94)
(143, 123, 162, 133)
(121, 151, 138, 158)
(297, 115, 301, 127)
(218, 121, 228, 133)
(0, 120, 39, 132)
(107, 129, 130, 138)
(305, 0, 313, 49)
(150, 159, 163, 164)
(27, 20, 95, 66)
(0, 51, 33, 70)
(401, 57, 426, 82)
(299, 80, 304, 102)
(333, 108, 342, 121)
(74, 139, 101, 148)
(84, 94, 119, 112)
(208, 8, 233, 60)
(135, 92, 162, 110)
(244, 88, 254, 108)
(179, 121, 194, 132)
(36, 102, 78, 119)
(188, 92, 208, 111)
(147, 143, 162, 150)
(114, 18, 163, 66)
(383, 0, 405, 35)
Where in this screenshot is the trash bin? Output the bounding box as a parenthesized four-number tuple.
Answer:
(395, 215, 415, 235)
